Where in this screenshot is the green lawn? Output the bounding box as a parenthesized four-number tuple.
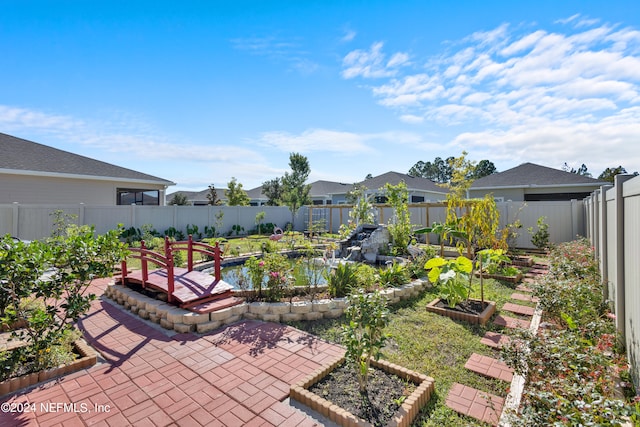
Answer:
(287, 276, 521, 426)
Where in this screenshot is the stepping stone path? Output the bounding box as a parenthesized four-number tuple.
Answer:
(493, 314, 531, 330)
(480, 331, 510, 349)
(445, 261, 547, 425)
(511, 292, 539, 303)
(446, 383, 505, 426)
(502, 302, 536, 317)
(465, 353, 514, 382)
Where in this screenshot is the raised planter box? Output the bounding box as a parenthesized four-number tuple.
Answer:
(291, 356, 434, 427)
(475, 272, 524, 283)
(426, 298, 496, 326)
(0, 339, 98, 397)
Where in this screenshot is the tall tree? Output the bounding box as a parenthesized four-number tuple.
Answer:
(281, 153, 311, 225)
(562, 163, 592, 177)
(598, 166, 638, 182)
(407, 156, 453, 183)
(262, 178, 283, 206)
(225, 177, 250, 206)
(206, 184, 223, 206)
(472, 160, 497, 179)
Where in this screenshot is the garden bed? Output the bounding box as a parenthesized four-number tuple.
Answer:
(0, 339, 97, 397)
(426, 298, 496, 326)
(291, 356, 434, 427)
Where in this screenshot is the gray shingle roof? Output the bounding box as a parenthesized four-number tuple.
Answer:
(0, 132, 174, 185)
(359, 171, 447, 193)
(470, 163, 605, 188)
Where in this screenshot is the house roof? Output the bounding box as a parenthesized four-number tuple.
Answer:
(470, 162, 606, 189)
(359, 171, 447, 194)
(0, 132, 174, 185)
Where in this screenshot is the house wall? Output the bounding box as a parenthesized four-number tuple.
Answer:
(469, 188, 524, 201)
(469, 185, 601, 201)
(0, 173, 168, 206)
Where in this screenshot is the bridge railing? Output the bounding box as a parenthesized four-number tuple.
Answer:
(121, 240, 176, 302)
(165, 235, 224, 281)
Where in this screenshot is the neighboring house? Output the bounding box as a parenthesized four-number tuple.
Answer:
(468, 162, 607, 201)
(351, 171, 448, 204)
(0, 132, 175, 205)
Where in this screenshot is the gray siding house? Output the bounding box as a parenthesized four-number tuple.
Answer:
(468, 163, 606, 201)
(0, 133, 175, 205)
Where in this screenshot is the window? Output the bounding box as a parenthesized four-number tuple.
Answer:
(411, 195, 425, 203)
(117, 189, 160, 205)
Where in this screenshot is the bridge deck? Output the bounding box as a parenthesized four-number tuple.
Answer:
(119, 267, 233, 307)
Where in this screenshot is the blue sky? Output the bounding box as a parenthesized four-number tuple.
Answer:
(2, 1, 640, 192)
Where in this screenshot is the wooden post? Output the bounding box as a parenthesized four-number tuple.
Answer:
(187, 234, 194, 272)
(166, 246, 174, 303)
(308, 206, 313, 236)
(120, 260, 127, 284)
(214, 242, 223, 282)
(140, 240, 148, 287)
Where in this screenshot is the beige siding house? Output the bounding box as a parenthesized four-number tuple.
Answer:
(468, 163, 606, 201)
(0, 133, 175, 205)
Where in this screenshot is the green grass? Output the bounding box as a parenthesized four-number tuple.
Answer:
(287, 276, 521, 426)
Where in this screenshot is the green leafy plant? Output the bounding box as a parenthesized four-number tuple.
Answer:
(0, 223, 127, 379)
(185, 224, 202, 240)
(383, 181, 413, 255)
(342, 289, 389, 393)
(528, 216, 550, 250)
(163, 226, 185, 241)
(378, 262, 409, 288)
(245, 256, 265, 298)
(415, 220, 467, 257)
(425, 256, 473, 308)
(324, 262, 357, 298)
(255, 211, 266, 235)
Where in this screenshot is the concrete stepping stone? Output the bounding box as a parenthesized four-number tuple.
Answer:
(493, 314, 531, 330)
(480, 331, 511, 349)
(502, 302, 536, 317)
(510, 293, 539, 303)
(445, 383, 504, 426)
(515, 284, 533, 293)
(465, 353, 514, 382)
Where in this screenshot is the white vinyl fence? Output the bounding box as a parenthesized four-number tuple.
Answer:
(2, 200, 584, 249)
(584, 174, 640, 390)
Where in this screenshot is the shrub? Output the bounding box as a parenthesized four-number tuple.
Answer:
(528, 216, 550, 250)
(324, 262, 357, 298)
(425, 256, 473, 308)
(342, 289, 389, 393)
(378, 262, 409, 288)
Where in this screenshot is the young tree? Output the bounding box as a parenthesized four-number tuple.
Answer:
(262, 177, 283, 206)
(281, 153, 311, 224)
(441, 151, 477, 198)
(225, 177, 250, 206)
(206, 184, 223, 206)
(168, 193, 190, 206)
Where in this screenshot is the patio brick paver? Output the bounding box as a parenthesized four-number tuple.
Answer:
(515, 284, 534, 293)
(480, 331, 511, 349)
(493, 314, 531, 330)
(510, 292, 539, 303)
(445, 382, 505, 426)
(0, 278, 344, 427)
(464, 353, 514, 382)
(502, 302, 536, 317)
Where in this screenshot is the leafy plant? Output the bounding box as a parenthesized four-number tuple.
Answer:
(383, 181, 413, 255)
(255, 211, 266, 235)
(229, 224, 245, 236)
(415, 220, 467, 257)
(245, 256, 265, 298)
(378, 262, 409, 288)
(425, 256, 473, 308)
(342, 289, 389, 393)
(185, 224, 202, 240)
(528, 216, 550, 250)
(203, 225, 216, 239)
(324, 262, 357, 298)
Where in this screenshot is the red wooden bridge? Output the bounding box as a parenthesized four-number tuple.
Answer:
(118, 236, 241, 312)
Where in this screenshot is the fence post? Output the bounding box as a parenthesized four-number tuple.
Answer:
(599, 185, 612, 300)
(11, 202, 19, 237)
(614, 175, 633, 338)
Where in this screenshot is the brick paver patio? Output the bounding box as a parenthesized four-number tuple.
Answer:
(502, 302, 536, 317)
(464, 353, 514, 383)
(0, 278, 344, 426)
(445, 383, 504, 426)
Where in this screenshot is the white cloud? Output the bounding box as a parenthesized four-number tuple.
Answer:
(399, 114, 424, 124)
(341, 29, 357, 43)
(342, 42, 410, 79)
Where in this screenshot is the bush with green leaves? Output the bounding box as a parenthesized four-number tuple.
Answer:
(383, 181, 413, 255)
(0, 225, 127, 379)
(425, 256, 473, 308)
(378, 262, 409, 288)
(342, 289, 389, 393)
(324, 262, 357, 298)
(500, 239, 635, 426)
(528, 216, 550, 250)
